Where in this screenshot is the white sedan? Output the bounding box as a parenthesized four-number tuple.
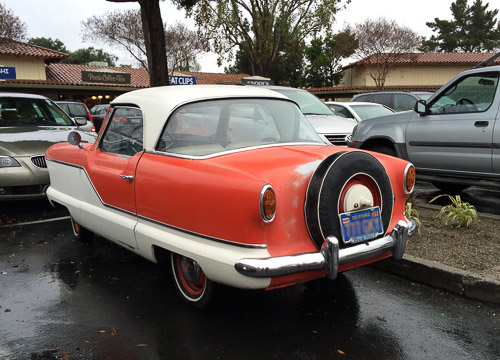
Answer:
(326, 101, 395, 122)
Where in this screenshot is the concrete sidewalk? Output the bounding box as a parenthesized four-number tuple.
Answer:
(373, 254, 500, 305)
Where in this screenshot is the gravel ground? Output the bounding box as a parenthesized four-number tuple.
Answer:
(406, 204, 500, 282)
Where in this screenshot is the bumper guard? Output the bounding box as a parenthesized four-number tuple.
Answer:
(235, 219, 417, 281)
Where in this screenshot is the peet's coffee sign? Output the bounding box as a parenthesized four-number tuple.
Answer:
(82, 71, 131, 85)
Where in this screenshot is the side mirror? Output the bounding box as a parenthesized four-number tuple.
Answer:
(414, 100, 428, 115)
(74, 117, 87, 126)
(68, 131, 83, 149)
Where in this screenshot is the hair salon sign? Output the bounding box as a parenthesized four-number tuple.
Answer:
(82, 71, 131, 84)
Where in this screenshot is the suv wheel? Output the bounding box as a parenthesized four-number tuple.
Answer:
(367, 146, 396, 157)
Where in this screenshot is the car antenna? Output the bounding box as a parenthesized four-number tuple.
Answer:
(473, 51, 500, 69)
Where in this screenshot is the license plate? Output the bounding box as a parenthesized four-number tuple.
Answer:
(339, 207, 383, 244)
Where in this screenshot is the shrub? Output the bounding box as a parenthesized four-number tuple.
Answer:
(429, 194, 478, 228)
(405, 201, 421, 234)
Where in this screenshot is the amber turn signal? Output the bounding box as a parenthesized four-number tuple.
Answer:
(404, 164, 416, 194)
(260, 185, 276, 222)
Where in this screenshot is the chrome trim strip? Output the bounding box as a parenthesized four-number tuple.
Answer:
(235, 219, 417, 279)
(46, 158, 267, 250)
(148, 142, 326, 160)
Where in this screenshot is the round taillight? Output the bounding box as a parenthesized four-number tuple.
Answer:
(404, 164, 416, 194)
(260, 185, 276, 222)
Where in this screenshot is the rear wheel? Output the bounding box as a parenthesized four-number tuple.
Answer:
(70, 217, 94, 242)
(170, 252, 214, 309)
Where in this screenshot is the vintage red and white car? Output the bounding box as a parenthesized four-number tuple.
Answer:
(45, 85, 417, 308)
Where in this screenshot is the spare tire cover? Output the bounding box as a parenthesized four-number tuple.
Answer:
(305, 151, 394, 249)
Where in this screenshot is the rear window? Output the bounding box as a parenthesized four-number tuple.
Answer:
(66, 103, 88, 117)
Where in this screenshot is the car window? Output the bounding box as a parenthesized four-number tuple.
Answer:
(156, 99, 323, 156)
(66, 103, 88, 117)
(350, 104, 394, 120)
(91, 105, 108, 115)
(371, 94, 392, 108)
(0, 97, 73, 127)
(100, 106, 143, 156)
(270, 89, 333, 115)
(393, 94, 416, 111)
(428, 72, 499, 114)
(328, 104, 353, 119)
(353, 94, 370, 102)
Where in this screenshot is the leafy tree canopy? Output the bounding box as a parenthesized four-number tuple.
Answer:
(304, 29, 357, 88)
(64, 47, 118, 66)
(28, 37, 68, 53)
(0, 3, 28, 41)
(190, 0, 350, 78)
(423, 0, 500, 52)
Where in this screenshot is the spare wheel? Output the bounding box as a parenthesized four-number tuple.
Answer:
(305, 151, 394, 249)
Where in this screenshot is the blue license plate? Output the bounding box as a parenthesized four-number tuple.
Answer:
(339, 207, 383, 244)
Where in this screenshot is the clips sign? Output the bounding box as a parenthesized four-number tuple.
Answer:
(169, 76, 196, 85)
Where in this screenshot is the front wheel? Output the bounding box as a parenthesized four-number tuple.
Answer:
(170, 252, 215, 309)
(70, 217, 94, 242)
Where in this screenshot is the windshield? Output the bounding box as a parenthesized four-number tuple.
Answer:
(0, 97, 73, 127)
(270, 88, 334, 116)
(350, 104, 394, 121)
(156, 98, 324, 156)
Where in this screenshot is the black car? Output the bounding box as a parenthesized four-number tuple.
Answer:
(89, 104, 109, 132)
(351, 91, 433, 112)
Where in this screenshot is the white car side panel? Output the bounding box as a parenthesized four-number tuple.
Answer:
(135, 220, 272, 289)
(47, 160, 272, 289)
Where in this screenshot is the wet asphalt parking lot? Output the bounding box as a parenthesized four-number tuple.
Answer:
(1, 198, 499, 360)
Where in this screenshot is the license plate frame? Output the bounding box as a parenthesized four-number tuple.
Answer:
(339, 206, 383, 244)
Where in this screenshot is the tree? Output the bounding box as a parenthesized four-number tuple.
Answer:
(351, 18, 422, 89)
(165, 22, 209, 72)
(304, 29, 357, 88)
(189, 0, 347, 78)
(82, 8, 207, 73)
(225, 38, 306, 87)
(422, 0, 500, 52)
(28, 37, 68, 53)
(64, 47, 118, 66)
(0, 3, 28, 41)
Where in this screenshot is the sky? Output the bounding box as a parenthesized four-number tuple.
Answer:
(3, 0, 485, 73)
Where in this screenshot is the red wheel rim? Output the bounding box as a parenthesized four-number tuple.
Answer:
(338, 175, 381, 213)
(174, 255, 206, 297)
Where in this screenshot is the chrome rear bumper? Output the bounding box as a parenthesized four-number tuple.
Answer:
(235, 219, 417, 280)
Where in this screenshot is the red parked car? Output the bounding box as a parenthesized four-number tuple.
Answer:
(45, 85, 417, 308)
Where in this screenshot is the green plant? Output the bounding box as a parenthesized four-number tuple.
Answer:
(405, 201, 421, 234)
(429, 194, 478, 228)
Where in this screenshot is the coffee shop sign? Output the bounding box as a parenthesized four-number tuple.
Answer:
(82, 71, 131, 84)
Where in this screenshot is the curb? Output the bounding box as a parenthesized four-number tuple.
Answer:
(372, 254, 500, 305)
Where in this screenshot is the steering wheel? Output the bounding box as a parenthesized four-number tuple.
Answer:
(456, 98, 478, 111)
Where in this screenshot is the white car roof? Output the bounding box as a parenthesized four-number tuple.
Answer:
(111, 85, 291, 150)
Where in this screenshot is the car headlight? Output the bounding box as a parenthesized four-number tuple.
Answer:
(0, 156, 21, 168)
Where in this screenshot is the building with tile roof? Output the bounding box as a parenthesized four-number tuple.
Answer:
(0, 38, 250, 107)
(310, 52, 500, 100)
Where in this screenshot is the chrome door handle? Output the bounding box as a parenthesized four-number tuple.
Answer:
(120, 175, 134, 181)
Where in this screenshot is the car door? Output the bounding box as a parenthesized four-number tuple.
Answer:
(406, 71, 499, 175)
(82, 106, 144, 249)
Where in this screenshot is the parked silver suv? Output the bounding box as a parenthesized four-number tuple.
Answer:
(349, 64, 500, 192)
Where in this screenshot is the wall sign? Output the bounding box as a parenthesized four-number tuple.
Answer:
(169, 75, 196, 85)
(0, 66, 16, 80)
(82, 71, 131, 84)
